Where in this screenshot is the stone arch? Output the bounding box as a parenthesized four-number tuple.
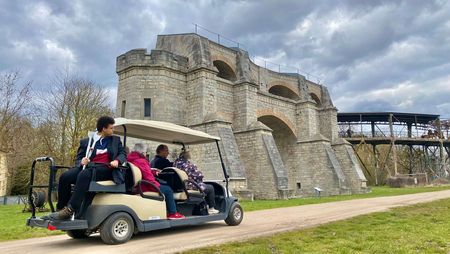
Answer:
(309, 93, 321, 105)
(212, 60, 237, 82)
(267, 82, 300, 100)
(257, 112, 298, 185)
(268, 85, 300, 100)
(256, 109, 297, 138)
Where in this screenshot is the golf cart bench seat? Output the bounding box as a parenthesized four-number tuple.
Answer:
(88, 163, 146, 193)
(158, 167, 204, 201)
(128, 162, 165, 201)
(95, 180, 117, 186)
(173, 190, 202, 200)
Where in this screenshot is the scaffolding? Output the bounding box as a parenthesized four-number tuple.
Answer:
(337, 112, 450, 185)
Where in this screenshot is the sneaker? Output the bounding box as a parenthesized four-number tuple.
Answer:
(167, 212, 185, 220)
(208, 207, 219, 214)
(42, 206, 74, 221)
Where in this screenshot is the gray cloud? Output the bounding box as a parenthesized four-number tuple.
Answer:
(0, 0, 449, 118)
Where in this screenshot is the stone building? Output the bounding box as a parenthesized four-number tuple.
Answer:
(116, 33, 368, 199)
(0, 150, 8, 196)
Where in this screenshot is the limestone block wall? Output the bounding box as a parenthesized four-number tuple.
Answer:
(294, 140, 343, 196)
(296, 103, 319, 141)
(116, 33, 370, 200)
(232, 82, 258, 131)
(318, 108, 339, 142)
(116, 49, 188, 125)
(155, 34, 212, 68)
(262, 134, 292, 199)
(215, 79, 235, 122)
(185, 68, 219, 126)
(188, 121, 251, 199)
(235, 128, 279, 199)
(332, 140, 368, 193)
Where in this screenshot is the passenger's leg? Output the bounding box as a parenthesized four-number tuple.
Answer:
(159, 184, 176, 214)
(68, 165, 112, 213)
(56, 166, 81, 210)
(203, 184, 216, 208)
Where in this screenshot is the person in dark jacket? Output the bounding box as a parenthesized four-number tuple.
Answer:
(150, 144, 173, 169)
(128, 143, 184, 220)
(55, 137, 90, 211)
(45, 116, 126, 220)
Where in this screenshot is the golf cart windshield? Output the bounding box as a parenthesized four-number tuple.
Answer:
(113, 118, 220, 145)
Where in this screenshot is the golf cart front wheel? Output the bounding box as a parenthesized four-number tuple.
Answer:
(100, 212, 134, 245)
(66, 229, 90, 239)
(225, 202, 243, 226)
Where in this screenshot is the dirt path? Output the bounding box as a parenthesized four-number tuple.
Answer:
(2, 190, 450, 254)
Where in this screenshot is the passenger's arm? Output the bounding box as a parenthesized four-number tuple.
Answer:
(115, 138, 127, 165)
(74, 138, 88, 166)
(150, 168, 159, 177)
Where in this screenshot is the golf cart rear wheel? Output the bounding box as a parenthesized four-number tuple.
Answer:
(66, 229, 90, 239)
(100, 212, 134, 245)
(225, 202, 243, 226)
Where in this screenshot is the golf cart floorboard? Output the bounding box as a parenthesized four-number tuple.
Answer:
(143, 213, 227, 231)
(27, 218, 88, 230)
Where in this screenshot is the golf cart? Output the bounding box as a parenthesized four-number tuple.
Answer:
(26, 118, 243, 244)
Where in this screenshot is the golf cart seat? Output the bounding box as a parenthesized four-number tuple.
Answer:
(88, 167, 127, 193)
(158, 167, 204, 201)
(127, 162, 165, 201)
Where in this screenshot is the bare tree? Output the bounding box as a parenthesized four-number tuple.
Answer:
(0, 71, 34, 194)
(39, 72, 113, 166)
(0, 71, 31, 151)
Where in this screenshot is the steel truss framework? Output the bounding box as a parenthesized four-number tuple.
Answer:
(338, 112, 450, 185)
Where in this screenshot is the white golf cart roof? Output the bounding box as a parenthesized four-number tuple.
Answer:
(113, 118, 220, 145)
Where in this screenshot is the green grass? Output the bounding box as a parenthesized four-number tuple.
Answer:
(241, 185, 450, 212)
(0, 205, 63, 241)
(0, 185, 449, 242)
(185, 198, 450, 254)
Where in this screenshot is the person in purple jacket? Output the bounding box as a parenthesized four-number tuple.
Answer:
(174, 151, 219, 214)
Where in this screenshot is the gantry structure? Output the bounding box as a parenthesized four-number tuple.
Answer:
(337, 112, 450, 185)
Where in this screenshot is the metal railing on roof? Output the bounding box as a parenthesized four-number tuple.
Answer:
(193, 23, 324, 84)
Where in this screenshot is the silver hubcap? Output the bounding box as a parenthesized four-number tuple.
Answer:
(113, 219, 129, 238)
(233, 207, 242, 220)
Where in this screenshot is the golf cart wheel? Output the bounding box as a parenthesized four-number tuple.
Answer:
(225, 202, 243, 226)
(66, 230, 90, 239)
(100, 212, 134, 245)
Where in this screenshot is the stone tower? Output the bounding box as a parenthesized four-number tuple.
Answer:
(116, 33, 368, 199)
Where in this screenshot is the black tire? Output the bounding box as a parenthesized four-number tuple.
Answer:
(225, 202, 243, 226)
(66, 230, 90, 239)
(31, 191, 46, 208)
(100, 212, 134, 245)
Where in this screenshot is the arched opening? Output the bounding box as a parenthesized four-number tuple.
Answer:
(309, 93, 321, 106)
(268, 85, 300, 100)
(258, 115, 297, 179)
(213, 60, 237, 82)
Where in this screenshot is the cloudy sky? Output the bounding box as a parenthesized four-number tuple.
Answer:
(1, 0, 449, 117)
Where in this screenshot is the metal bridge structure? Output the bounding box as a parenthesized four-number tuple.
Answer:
(337, 112, 450, 185)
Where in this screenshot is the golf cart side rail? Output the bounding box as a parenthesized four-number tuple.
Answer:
(28, 157, 71, 218)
